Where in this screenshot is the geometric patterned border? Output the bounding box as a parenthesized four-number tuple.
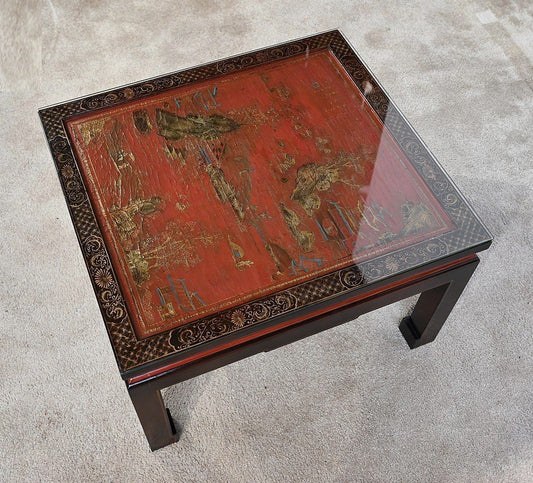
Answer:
(39, 30, 491, 375)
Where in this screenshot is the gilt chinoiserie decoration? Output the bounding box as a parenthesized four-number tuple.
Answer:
(66, 50, 454, 339)
(40, 30, 491, 450)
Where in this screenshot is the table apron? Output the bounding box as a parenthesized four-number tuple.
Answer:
(127, 254, 479, 391)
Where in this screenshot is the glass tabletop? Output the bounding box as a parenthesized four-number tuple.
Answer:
(40, 30, 491, 373)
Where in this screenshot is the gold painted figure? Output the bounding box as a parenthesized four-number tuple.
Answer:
(291, 159, 357, 215)
(280, 203, 315, 252)
(110, 197, 162, 241)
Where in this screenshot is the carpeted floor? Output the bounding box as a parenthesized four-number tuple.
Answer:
(1, 1, 532, 481)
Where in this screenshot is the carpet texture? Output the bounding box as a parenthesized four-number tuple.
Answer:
(0, 1, 532, 482)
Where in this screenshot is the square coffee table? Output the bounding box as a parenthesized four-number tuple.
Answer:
(40, 30, 492, 450)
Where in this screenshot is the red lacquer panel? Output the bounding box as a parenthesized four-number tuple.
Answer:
(66, 50, 455, 338)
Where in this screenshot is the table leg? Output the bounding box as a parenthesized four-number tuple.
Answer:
(399, 256, 480, 348)
(127, 382, 178, 451)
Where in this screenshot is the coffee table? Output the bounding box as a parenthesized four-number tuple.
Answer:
(39, 30, 492, 450)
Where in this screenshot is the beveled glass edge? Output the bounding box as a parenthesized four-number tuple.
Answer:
(39, 29, 492, 375)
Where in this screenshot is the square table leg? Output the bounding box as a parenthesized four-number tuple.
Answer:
(399, 255, 480, 348)
(127, 382, 178, 451)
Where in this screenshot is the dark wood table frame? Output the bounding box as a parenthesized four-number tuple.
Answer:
(39, 30, 491, 451)
(128, 253, 479, 450)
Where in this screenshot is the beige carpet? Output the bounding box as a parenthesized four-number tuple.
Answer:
(1, 1, 532, 481)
